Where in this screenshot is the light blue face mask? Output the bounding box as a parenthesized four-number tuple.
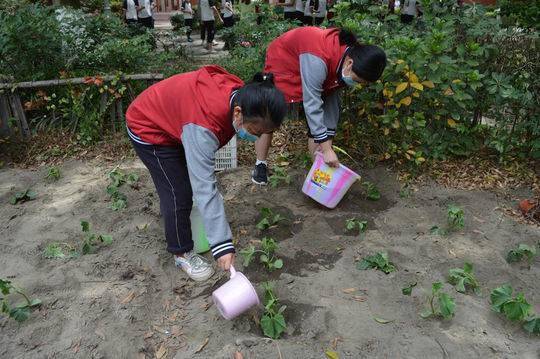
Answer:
(233, 121, 259, 142)
(341, 69, 357, 87)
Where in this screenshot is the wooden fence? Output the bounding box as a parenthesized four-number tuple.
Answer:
(0, 73, 164, 138)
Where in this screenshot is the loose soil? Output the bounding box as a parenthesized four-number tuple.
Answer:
(1, 158, 539, 359)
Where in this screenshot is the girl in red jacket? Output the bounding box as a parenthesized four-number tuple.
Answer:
(251, 27, 386, 185)
(126, 66, 286, 281)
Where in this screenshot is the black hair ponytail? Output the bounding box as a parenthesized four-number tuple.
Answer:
(339, 28, 387, 82)
(338, 29, 359, 47)
(252, 72, 276, 86)
(236, 72, 286, 130)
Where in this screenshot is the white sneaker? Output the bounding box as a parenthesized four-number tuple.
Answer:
(174, 251, 215, 282)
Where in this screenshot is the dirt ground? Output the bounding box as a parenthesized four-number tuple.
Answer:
(0, 157, 539, 359)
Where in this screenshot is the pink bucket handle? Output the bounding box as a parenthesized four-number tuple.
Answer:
(229, 265, 236, 278)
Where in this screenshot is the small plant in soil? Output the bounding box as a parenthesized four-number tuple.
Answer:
(268, 166, 291, 188)
(296, 152, 312, 169)
(45, 166, 61, 181)
(239, 237, 283, 272)
(1, 279, 42, 322)
(402, 282, 417, 296)
(421, 282, 456, 320)
(10, 189, 37, 205)
(260, 281, 287, 339)
(256, 207, 286, 231)
(490, 284, 539, 334)
(430, 225, 448, 236)
(506, 243, 537, 268)
(357, 252, 396, 274)
(80, 220, 113, 255)
(362, 181, 381, 201)
(106, 168, 140, 210)
(345, 218, 367, 237)
(448, 262, 480, 294)
(43, 242, 78, 259)
(447, 204, 464, 230)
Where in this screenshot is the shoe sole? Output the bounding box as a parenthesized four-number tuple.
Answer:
(187, 268, 215, 282)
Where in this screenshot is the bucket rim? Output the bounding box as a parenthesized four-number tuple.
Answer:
(313, 152, 360, 179)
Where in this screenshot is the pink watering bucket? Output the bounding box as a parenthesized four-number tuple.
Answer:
(212, 266, 260, 320)
(302, 152, 360, 209)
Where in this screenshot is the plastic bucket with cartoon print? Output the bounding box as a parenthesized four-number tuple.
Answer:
(302, 152, 360, 209)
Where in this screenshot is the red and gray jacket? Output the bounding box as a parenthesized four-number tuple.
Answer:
(264, 27, 348, 143)
(126, 65, 243, 259)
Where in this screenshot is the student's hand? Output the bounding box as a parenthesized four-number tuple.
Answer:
(217, 253, 235, 271)
(320, 142, 339, 167)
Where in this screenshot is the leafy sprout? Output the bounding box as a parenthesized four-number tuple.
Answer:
(10, 189, 37, 205)
(46, 166, 61, 181)
(357, 252, 396, 274)
(506, 243, 537, 267)
(448, 262, 480, 294)
(239, 237, 283, 272)
(260, 281, 287, 339)
(447, 204, 464, 230)
(256, 207, 286, 230)
(420, 282, 456, 320)
(0, 279, 42, 323)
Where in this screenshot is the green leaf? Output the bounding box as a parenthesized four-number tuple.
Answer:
(325, 351, 340, 359)
(260, 254, 269, 263)
(357, 259, 372, 270)
(523, 316, 540, 334)
(502, 293, 531, 321)
(0, 279, 12, 295)
(432, 282, 443, 294)
(490, 285, 513, 313)
(239, 246, 256, 267)
(81, 221, 90, 233)
(29, 299, 42, 307)
(82, 241, 93, 255)
(261, 313, 286, 339)
(420, 309, 433, 319)
(43, 243, 66, 259)
(438, 293, 455, 319)
(373, 317, 394, 324)
(9, 306, 30, 322)
(256, 218, 271, 230)
(273, 259, 283, 269)
(402, 282, 417, 296)
(99, 235, 113, 245)
(26, 190, 37, 200)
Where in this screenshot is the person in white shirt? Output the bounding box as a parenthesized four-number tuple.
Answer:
(314, 0, 326, 25)
(221, 0, 235, 27)
(401, 0, 421, 23)
(294, 0, 305, 22)
(181, 0, 194, 42)
(138, 0, 154, 28)
(199, 0, 222, 51)
(123, 0, 140, 25)
(303, 0, 315, 25)
(278, 0, 297, 21)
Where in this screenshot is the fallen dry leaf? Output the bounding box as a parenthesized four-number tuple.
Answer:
(171, 325, 183, 337)
(120, 291, 137, 304)
(144, 331, 154, 339)
(342, 288, 356, 294)
(71, 338, 81, 353)
(233, 351, 244, 359)
(195, 337, 209, 353)
(352, 296, 367, 302)
(153, 325, 169, 335)
(155, 344, 167, 359)
(137, 353, 146, 359)
(331, 337, 343, 350)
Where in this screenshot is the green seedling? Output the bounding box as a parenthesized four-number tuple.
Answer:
(260, 281, 287, 339)
(1, 279, 42, 322)
(421, 282, 456, 320)
(447, 204, 464, 230)
(402, 282, 417, 296)
(448, 262, 480, 294)
(10, 189, 37, 205)
(399, 186, 411, 199)
(80, 220, 113, 255)
(357, 252, 396, 274)
(430, 225, 448, 236)
(490, 284, 532, 322)
(257, 207, 286, 230)
(363, 181, 381, 201)
(106, 168, 139, 210)
(297, 152, 312, 169)
(43, 243, 78, 259)
(345, 218, 368, 237)
(239, 237, 283, 272)
(45, 166, 61, 181)
(268, 166, 291, 188)
(523, 316, 540, 334)
(506, 243, 537, 267)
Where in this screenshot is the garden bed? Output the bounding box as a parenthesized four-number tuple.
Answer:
(0, 157, 538, 358)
